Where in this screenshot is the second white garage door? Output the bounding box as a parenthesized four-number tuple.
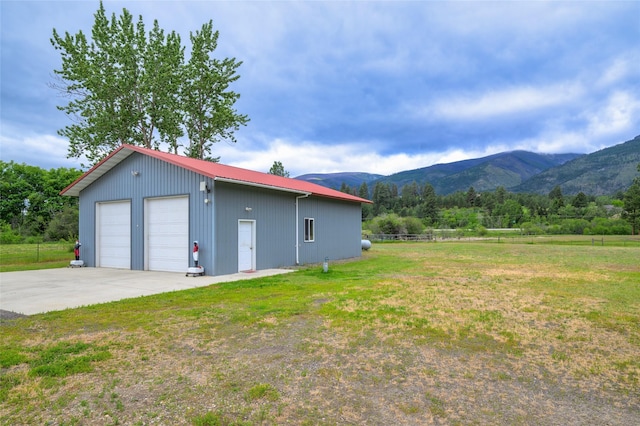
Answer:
(145, 196, 189, 272)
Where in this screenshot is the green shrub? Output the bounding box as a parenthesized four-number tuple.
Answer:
(0, 222, 22, 244)
(403, 216, 424, 234)
(475, 225, 488, 236)
(44, 207, 78, 242)
(371, 214, 405, 234)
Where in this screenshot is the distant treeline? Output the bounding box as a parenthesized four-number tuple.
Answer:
(342, 179, 640, 235)
(2, 160, 638, 244)
(1, 161, 82, 243)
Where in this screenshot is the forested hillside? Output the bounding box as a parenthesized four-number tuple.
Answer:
(295, 172, 382, 191)
(296, 135, 640, 196)
(513, 135, 640, 195)
(374, 151, 580, 194)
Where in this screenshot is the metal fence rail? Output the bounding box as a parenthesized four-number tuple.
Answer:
(366, 234, 640, 247)
(368, 233, 435, 241)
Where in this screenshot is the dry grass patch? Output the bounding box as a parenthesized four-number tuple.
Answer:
(1, 241, 638, 425)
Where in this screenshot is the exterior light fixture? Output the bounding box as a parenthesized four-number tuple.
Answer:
(131, 170, 140, 176)
(245, 207, 252, 212)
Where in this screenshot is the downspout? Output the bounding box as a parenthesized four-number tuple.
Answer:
(295, 193, 310, 265)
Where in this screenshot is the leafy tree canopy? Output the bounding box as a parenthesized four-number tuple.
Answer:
(268, 161, 290, 178)
(0, 161, 81, 237)
(51, 1, 248, 167)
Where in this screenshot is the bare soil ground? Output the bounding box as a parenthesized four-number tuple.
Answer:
(3, 300, 638, 424)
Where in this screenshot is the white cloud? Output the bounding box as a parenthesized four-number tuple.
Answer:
(524, 90, 640, 154)
(597, 58, 632, 88)
(215, 138, 504, 177)
(0, 128, 85, 170)
(514, 133, 586, 154)
(422, 83, 584, 122)
(502, 91, 640, 155)
(585, 91, 640, 138)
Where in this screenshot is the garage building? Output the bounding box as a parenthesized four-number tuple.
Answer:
(61, 144, 371, 276)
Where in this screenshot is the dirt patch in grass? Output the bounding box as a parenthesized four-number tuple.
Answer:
(9, 313, 634, 425)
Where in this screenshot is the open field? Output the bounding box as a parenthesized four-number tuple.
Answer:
(0, 243, 72, 272)
(1, 242, 639, 425)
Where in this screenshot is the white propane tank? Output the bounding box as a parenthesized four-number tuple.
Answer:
(361, 239, 372, 250)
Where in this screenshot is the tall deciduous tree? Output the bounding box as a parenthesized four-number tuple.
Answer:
(182, 21, 249, 161)
(51, 1, 247, 166)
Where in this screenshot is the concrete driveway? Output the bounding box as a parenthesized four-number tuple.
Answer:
(0, 267, 293, 316)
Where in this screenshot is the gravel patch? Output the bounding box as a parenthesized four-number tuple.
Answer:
(0, 310, 28, 322)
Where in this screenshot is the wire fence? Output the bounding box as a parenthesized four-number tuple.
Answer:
(0, 243, 73, 267)
(366, 233, 640, 247)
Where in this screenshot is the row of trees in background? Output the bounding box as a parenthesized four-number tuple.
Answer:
(0, 161, 82, 243)
(343, 164, 640, 236)
(2, 161, 639, 244)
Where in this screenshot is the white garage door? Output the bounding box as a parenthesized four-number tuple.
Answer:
(146, 196, 189, 272)
(97, 201, 131, 269)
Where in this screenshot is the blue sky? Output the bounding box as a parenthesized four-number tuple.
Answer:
(1, 1, 639, 177)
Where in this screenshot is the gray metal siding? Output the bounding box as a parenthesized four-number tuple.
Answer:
(78, 152, 363, 276)
(298, 197, 362, 264)
(214, 182, 297, 275)
(78, 153, 214, 273)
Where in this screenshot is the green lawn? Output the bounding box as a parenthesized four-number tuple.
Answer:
(0, 243, 72, 272)
(1, 241, 639, 425)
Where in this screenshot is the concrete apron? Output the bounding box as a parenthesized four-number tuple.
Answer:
(0, 267, 294, 316)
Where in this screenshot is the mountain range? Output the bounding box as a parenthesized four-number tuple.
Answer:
(295, 135, 640, 196)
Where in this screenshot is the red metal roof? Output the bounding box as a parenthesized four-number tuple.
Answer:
(60, 144, 372, 204)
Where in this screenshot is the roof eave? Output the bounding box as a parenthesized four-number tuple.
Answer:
(60, 144, 373, 205)
(60, 146, 135, 197)
(214, 176, 311, 196)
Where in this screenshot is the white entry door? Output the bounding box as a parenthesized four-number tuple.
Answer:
(238, 220, 255, 272)
(145, 196, 189, 272)
(96, 201, 131, 269)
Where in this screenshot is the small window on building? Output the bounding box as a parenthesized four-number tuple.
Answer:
(304, 218, 315, 242)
